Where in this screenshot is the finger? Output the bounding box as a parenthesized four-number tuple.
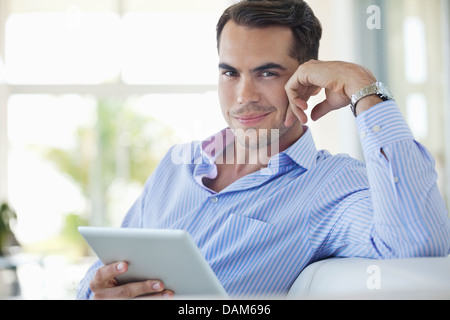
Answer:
(284, 70, 304, 108)
(290, 102, 308, 124)
(310, 99, 336, 122)
(94, 280, 166, 300)
(285, 63, 322, 100)
(285, 81, 313, 109)
(285, 71, 321, 126)
(293, 97, 308, 110)
(284, 105, 296, 128)
(162, 290, 175, 299)
(135, 289, 175, 300)
(90, 262, 128, 291)
(284, 98, 307, 127)
(285, 83, 309, 126)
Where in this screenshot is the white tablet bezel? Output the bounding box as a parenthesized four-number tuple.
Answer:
(78, 226, 228, 298)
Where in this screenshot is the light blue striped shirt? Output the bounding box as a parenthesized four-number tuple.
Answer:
(77, 101, 450, 299)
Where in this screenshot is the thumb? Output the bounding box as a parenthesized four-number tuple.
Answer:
(310, 99, 335, 122)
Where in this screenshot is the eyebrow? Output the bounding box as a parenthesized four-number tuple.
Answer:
(219, 63, 238, 72)
(253, 63, 287, 73)
(218, 62, 287, 73)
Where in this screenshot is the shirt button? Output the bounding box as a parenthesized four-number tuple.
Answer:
(210, 196, 219, 203)
(361, 131, 367, 139)
(372, 125, 382, 133)
(394, 177, 399, 184)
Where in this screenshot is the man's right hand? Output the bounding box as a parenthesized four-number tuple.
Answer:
(89, 262, 174, 300)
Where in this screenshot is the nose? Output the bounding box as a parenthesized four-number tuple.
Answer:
(237, 77, 260, 105)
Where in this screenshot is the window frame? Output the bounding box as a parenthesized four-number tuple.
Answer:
(0, 0, 220, 202)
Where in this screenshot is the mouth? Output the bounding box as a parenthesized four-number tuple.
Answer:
(233, 112, 272, 126)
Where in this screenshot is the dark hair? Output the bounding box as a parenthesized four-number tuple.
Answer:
(216, 0, 322, 64)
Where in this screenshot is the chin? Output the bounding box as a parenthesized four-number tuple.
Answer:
(232, 125, 289, 150)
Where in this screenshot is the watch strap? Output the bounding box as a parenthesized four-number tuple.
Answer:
(350, 82, 393, 117)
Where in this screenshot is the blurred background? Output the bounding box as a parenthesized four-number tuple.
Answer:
(0, 0, 448, 299)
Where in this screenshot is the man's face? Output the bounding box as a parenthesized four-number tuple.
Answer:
(218, 21, 301, 148)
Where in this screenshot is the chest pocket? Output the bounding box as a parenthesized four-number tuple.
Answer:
(200, 213, 273, 280)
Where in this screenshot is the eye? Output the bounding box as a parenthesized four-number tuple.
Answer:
(223, 70, 238, 77)
(261, 71, 277, 78)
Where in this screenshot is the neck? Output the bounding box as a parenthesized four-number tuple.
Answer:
(203, 123, 304, 193)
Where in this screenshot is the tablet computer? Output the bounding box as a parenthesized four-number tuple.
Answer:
(78, 226, 228, 298)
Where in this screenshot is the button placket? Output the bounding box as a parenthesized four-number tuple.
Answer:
(210, 196, 219, 203)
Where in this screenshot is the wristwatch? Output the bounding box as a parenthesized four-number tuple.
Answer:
(350, 82, 394, 117)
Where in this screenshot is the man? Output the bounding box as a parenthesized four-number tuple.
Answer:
(77, 0, 450, 299)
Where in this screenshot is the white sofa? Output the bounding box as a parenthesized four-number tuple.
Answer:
(286, 256, 450, 299)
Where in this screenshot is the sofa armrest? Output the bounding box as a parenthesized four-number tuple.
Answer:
(287, 256, 450, 299)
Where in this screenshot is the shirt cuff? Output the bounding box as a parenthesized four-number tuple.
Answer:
(356, 101, 414, 154)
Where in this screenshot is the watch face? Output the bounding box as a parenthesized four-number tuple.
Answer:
(377, 82, 393, 99)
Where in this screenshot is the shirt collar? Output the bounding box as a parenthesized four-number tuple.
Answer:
(280, 126, 318, 171)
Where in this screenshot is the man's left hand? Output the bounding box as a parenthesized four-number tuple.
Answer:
(284, 60, 378, 126)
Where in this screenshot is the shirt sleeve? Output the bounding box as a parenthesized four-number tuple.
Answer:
(355, 101, 450, 257)
(76, 259, 103, 300)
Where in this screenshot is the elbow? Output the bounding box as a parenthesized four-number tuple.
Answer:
(402, 243, 449, 259)
(377, 220, 450, 259)
(397, 223, 450, 258)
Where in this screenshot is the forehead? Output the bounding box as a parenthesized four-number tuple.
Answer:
(218, 21, 296, 67)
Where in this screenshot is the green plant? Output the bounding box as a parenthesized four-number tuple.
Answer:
(0, 203, 17, 255)
(41, 98, 176, 227)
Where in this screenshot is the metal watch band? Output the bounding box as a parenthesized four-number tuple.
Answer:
(350, 82, 394, 117)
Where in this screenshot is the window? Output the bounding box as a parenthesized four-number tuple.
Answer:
(5, 12, 121, 84)
(8, 94, 95, 243)
(2, 0, 230, 237)
(121, 12, 219, 85)
(0, 0, 231, 298)
(382, 0, 450, 210)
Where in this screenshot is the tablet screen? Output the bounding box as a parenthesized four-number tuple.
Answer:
(79, 227, 228, 298)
